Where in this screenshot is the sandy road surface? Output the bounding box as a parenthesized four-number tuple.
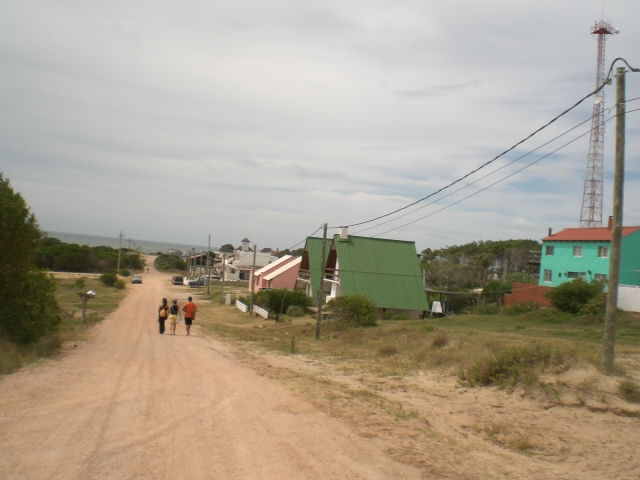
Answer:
(0, 265, 421, 479)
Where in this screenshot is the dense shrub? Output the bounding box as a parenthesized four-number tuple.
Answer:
(483, 280, 511, 295)
(461, 344, 575, 387)
(99, 272, 118, 287)
(476, 303, 499, 315)
(33, 239, 143, 273)
(326, 294, 377, 327)
(114, 279, 126, 290)
(154, 254, 186, 271)
(580, 291, 606, 317)
(286, 305, 305, 317)
(545, 279, 603, 314)
(0, 174, 62, 345)
(253, 289, 311, 315)
(118, 268, 131, 277)
(504, 302, 540, 316)
(74, 277, 87, 288)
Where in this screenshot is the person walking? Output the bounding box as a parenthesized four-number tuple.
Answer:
(158, 298, 168, 334)
(182, 296, 197, 336)
(168, 299, 181, 336)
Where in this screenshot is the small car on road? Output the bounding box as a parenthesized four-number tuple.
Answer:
(171, 276, 184, 285)
(131, 275, 142, 284)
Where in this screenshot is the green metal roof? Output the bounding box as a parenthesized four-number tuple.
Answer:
(333, 235, 429, 311)
(303, 237, 330, 296)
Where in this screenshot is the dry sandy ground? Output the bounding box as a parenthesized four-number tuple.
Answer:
(0, 265, 421, 479)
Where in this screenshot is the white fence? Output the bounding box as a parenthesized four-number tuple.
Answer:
(252, 305, 269, 319)
(618, 285, 640, 312)
(236, 300, 248, 312)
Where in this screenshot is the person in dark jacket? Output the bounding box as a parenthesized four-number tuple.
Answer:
(158, 298, 168, 334)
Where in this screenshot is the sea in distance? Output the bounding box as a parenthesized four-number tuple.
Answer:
(46, 231, 213, 255)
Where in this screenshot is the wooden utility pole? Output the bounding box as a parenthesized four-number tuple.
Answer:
(603, 67, 626, 373)
(206, 234, 211, 295)
(249, 245, 257, 315)
(116, 231, 124, 273)
(315, 224, 328, 340)
(220, 253, 226, 303)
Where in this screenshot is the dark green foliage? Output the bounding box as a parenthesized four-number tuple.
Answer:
(545, 279, 603, 314)
(254, 289, 310, 314)
(483, 280, 511, 295)
(1, 271, 62, 345)
(99, 272, 118, 287)
(33, 240, 143, 273)
(277, 248, 304, 258)
(326, 294, 377, 327)
(619, 380, 640, 403)
(118, 268, 131, 277)
(503, 302, 540, 316)
(461, 344, 575, 387)
(286, 305, 305, 317)
(0, 174, 62, 345)
(74, 277, 87, 288)
(476, 304, 499, 315)
(154, 254, 186, 271)
(580, 292, 606, 317)
(114, 279, 125, 290)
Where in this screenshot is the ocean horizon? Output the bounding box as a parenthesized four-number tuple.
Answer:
(46, 231, 214, 255)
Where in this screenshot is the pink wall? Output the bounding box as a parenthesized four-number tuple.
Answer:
(250, 256, 297, 293)
(264, 262, 300, 291)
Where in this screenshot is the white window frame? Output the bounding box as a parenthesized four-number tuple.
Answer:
(598, 246, 609, 258)
(573, 246, 582, 257)
(594, 273, 608, 282)
(543, 269, 552, 282)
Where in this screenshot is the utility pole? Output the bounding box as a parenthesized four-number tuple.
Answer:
(315, 224, 328, 340)
(249, 244, 257, 315)
(128, 238, 132, 250)
(206, 234, 211, 295)
(116, 231, 124, 273)
(220, 253, 226, 303)
(603, 66, 626, 373)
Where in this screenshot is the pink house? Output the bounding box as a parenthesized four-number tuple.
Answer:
(250, 255, 302, 293)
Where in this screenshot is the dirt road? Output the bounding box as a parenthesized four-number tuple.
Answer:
(0, 265, 421, 479)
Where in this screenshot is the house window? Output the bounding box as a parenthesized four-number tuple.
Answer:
(545, 245, 554, 256)
(580, 272, 586, 280)
(573, 246, 582, 257)
(598, 246, 609, 258)
(594, 273, 608, 281)
(543, 269, 552, 282)
(567, 272, 579, 279)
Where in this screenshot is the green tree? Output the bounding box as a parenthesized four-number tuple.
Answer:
(545, 279, 603, 314)
(326, 294, 377, 327)
(0, 174, 62, 345)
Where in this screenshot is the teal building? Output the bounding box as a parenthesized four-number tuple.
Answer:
(539, 224, 640, 287)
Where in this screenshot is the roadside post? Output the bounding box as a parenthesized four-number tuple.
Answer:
(249, 245, 257, 315)
(76, 290, 96, 323)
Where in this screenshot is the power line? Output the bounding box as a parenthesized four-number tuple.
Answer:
(284, 225, 323, 252)
(335, 81, 610, 230)
(353, 112, 599, 235)
(368, 108, 640, 238)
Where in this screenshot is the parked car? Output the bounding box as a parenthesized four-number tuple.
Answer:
(188, 276, 206, 288)
(131, 275, 142, 284)
(171, 276, 184, 285)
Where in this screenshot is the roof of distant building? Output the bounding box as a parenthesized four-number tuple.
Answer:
(542, 226, 640, 242)
(241, 238, 250, 243)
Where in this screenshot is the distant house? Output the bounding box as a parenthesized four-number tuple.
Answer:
(235, 238, 253, 252)
(539, 218, 640, 288)
(250, 255, 301, 292)
(298, 232, 429, 318)
(223, 250, 277, 281)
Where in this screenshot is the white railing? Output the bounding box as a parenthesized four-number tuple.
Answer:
(236, 300, 248, 312)
(252, 305, 269, 319)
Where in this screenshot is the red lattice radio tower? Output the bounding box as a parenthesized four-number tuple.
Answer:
(579, 20, 618, 227)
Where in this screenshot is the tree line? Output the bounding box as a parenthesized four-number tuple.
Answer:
(421, 239, 541, 292)
(33, 237, 144, 273)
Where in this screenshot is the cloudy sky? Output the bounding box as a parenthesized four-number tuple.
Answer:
(2, 0, 640, 251)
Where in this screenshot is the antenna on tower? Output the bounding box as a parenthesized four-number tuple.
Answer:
(579, 19, 617, 228)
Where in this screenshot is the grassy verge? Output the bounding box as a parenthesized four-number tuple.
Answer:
(0, 275, 129, 375)
(194, 296, 640, 389)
